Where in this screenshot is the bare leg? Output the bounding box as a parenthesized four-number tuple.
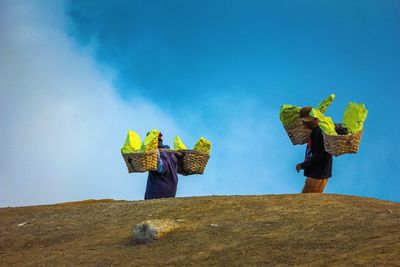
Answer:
(302, 177, 328, 193)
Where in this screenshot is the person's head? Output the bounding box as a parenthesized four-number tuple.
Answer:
(158, 132, 163, 147)
(157, 132, 170, 149)
(299, 106, 319, 130)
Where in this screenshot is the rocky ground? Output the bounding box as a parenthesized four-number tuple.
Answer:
(1, 194, 399, 266)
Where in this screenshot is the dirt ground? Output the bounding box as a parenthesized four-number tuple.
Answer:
(0, 194, 399, 266)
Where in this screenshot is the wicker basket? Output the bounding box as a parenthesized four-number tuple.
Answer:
(176, 150, 210, 176)
(322, 130, 363, 156)
(283, 119, 312, 145)
(122, 150, 158, 173)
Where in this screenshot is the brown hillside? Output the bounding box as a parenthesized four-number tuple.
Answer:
(0, 194, 399, 266)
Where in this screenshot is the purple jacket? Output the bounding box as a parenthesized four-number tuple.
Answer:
(144, 149, 178, 200)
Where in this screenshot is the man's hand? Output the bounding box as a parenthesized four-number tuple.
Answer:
(296, 164, 302, 173)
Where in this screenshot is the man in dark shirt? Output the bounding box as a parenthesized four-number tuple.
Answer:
(144, 132, 179, 200)
(296, 107, 333, 193)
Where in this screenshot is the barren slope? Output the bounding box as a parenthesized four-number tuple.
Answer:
(1, 194, 399, 266)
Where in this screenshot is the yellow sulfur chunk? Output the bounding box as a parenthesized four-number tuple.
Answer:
(121, 130, 142, 155)
(343, 102, 368, 134)
(310, 109, 337, 135)
(141, 129, 160, 152)
(317, 94, 335, 113)
(194, 137, 211, 154)
(174, 136, 187, 150)
(279, 104, 301, 126)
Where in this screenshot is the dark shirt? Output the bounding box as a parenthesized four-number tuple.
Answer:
(144, 150, 178, 200)
(300, 126, 333, 179)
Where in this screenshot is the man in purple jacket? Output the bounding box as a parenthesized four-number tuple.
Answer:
(144, 132, 179, 200)
(295, 107, 333, 193)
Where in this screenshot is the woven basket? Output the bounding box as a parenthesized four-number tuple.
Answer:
(122, 150, 158, 173)
(176, 150, 210, 176)
(283, 119, 312, 145)
(322, 130, 363, 156)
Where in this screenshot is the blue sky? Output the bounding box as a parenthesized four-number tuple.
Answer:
(1, 0, 399, 206)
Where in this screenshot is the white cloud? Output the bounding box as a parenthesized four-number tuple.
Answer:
(0, 1, 183, 206)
